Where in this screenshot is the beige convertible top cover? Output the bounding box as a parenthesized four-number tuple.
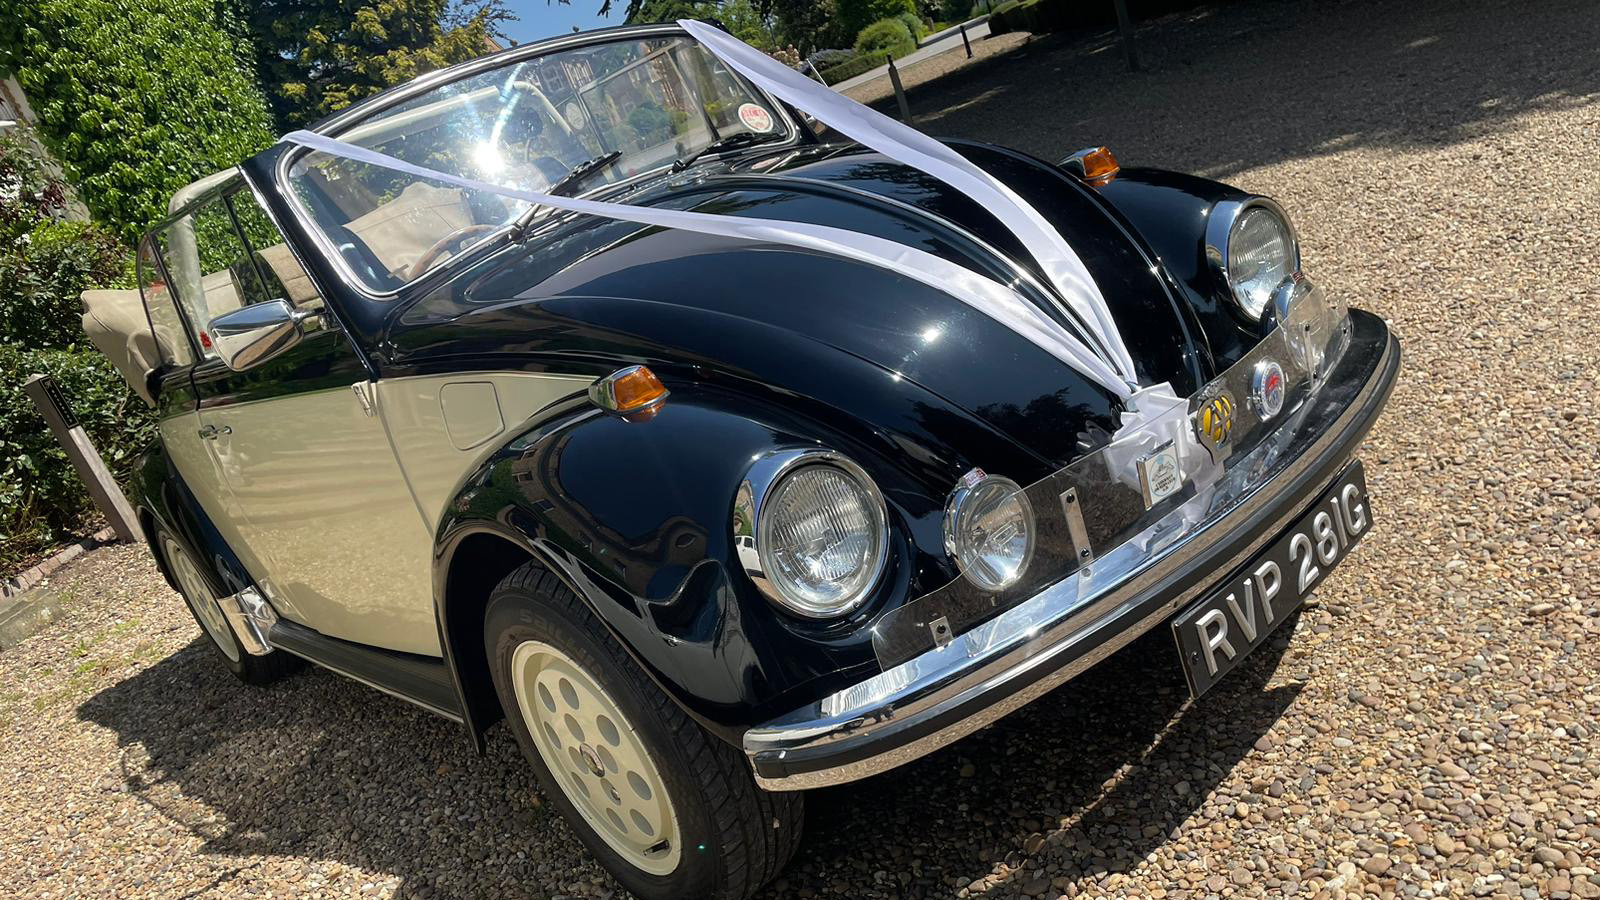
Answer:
(81, 288, 158, 405)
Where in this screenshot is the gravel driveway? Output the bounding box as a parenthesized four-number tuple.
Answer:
(4, 0, 1599, 897)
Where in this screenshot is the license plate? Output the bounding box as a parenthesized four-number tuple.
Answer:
(1173, 461, 1372, 698)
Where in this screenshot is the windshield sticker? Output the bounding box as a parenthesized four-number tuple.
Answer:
(738, 103, 774, 133)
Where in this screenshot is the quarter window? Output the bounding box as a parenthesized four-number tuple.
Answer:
(137, 231, 194, 368)
(228, 190, 325, 311)
(163, 187, 319, 358)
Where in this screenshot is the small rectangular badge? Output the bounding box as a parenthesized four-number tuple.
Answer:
(1136, 441, 1182, 508)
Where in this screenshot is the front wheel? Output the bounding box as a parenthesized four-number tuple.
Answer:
(154, 526, 297, 685)
(485, 562, 803, 900)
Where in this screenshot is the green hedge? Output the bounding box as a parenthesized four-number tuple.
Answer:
(0, 0, 276, 243)
(820, 52, 886, 85)
(836, 0, 921, 47)
(987, 0, 1040, 34)
(0, 345, 156, 570)
(0, 135, 152, 573)
(896, 11, 928, 39)
(855, 19, 918, 58)
(0, 220, 133, 348)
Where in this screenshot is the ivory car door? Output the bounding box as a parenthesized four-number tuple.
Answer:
(170, 186, 442, 656)
(136, 223, 269, 589)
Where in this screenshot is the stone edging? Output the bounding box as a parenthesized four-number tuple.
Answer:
(1, 527, 121, 600)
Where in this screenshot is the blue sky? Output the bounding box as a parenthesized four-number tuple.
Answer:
(502, 0, 624, 44)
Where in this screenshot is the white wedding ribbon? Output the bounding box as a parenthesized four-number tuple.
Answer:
(681, 19, 1139, 389)
(281, 129, 1135, 397)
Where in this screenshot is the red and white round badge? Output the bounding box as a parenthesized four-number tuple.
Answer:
(737, 103, 774, 134)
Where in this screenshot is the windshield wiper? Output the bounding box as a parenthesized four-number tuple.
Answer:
(547, 150, 622, 198)
(672, 131, 783, 173)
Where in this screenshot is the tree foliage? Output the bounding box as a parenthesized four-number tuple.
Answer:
(836, 0, 920, 46)
(0, 0, 277, 242)
(853, 17, 915, 56)
(239, 0, 517, 129)
(625, 0, 780, 50)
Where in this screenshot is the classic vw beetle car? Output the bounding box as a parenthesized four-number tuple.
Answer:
(87, 20, 1398, 900)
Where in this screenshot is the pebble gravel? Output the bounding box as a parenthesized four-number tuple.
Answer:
(3, 0, 1598, 897)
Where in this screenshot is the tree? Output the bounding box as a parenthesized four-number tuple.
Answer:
(762, 0, 848, 54)
(0, 0, 277, 242)
(239, 0, 516, 129)
(625, 0, 779, 50)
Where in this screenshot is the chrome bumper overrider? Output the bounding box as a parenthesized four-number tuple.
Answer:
(216, 586, 278, 656)
(744, 309, 1399, 790)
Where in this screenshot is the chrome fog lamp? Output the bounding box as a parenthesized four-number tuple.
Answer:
(1207, 198, 1300, 320)
(943, 470, 1035, 592)
(736, 451, 888, 618)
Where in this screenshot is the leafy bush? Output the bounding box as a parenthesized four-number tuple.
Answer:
(0, 220, 133, 349)
(836, 0, 920, 46)
(0, 345, 156, 571)
(0, 133, 150, 573)
(985, 0, 1031, 33)
(0, 0, 276, 242)
(854, 19, 918, 59)
(896, 11, 928, 38)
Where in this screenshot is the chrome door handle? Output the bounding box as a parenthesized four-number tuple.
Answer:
(197, 425, 232, 440)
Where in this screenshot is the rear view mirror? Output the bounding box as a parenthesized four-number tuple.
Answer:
(209, 299, 321, 371)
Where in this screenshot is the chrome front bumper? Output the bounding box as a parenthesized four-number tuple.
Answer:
(743, 310, 1400, 790)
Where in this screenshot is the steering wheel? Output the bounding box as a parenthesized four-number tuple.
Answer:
(408, 224, 501, 280)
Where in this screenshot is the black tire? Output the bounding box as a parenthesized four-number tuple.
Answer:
(485, 562, 803, 900)
(153, 526, 299, 685)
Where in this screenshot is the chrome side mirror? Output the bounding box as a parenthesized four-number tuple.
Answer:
(209, 299, 321, 371)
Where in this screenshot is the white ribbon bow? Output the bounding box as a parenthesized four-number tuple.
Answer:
(681, 19, 1138, 389)
(275, 23, 1180, 406)
(282, 129, 1136, 397)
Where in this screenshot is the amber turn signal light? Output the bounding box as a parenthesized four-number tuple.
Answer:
(590, 365, 669, 413)
(1079, 146, 1119, 187)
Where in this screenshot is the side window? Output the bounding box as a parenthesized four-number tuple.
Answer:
(227, 190, 325, 311)
(167, 194, 274, 357)
(137, 231, 194, 368)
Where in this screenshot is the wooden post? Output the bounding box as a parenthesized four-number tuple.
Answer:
(960, 23, 974, 58)
(1112, 0, 1141, 71)
(23, 374, 141, 544)
(887, 57, 914, 125)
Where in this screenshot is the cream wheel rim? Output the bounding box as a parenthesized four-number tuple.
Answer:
(512, 640, 681, 874)
(163, 535, 240, 663)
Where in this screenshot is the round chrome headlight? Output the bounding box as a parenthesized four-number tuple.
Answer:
(1208, 199, 1300, 320)
(943, 471, 1035, 592)
(738, 452, 888, 618)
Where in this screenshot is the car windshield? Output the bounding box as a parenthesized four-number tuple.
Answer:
(284, 34, 791, 293)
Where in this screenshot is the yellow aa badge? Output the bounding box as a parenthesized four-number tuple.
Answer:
(1194, 390, 1236, 460)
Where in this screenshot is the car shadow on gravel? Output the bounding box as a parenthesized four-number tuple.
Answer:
(884, 0, 1600, 179)
(77, 611, 1306, 898)
(766, 612, 1307, 897)
(77, 638, 601, 899)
